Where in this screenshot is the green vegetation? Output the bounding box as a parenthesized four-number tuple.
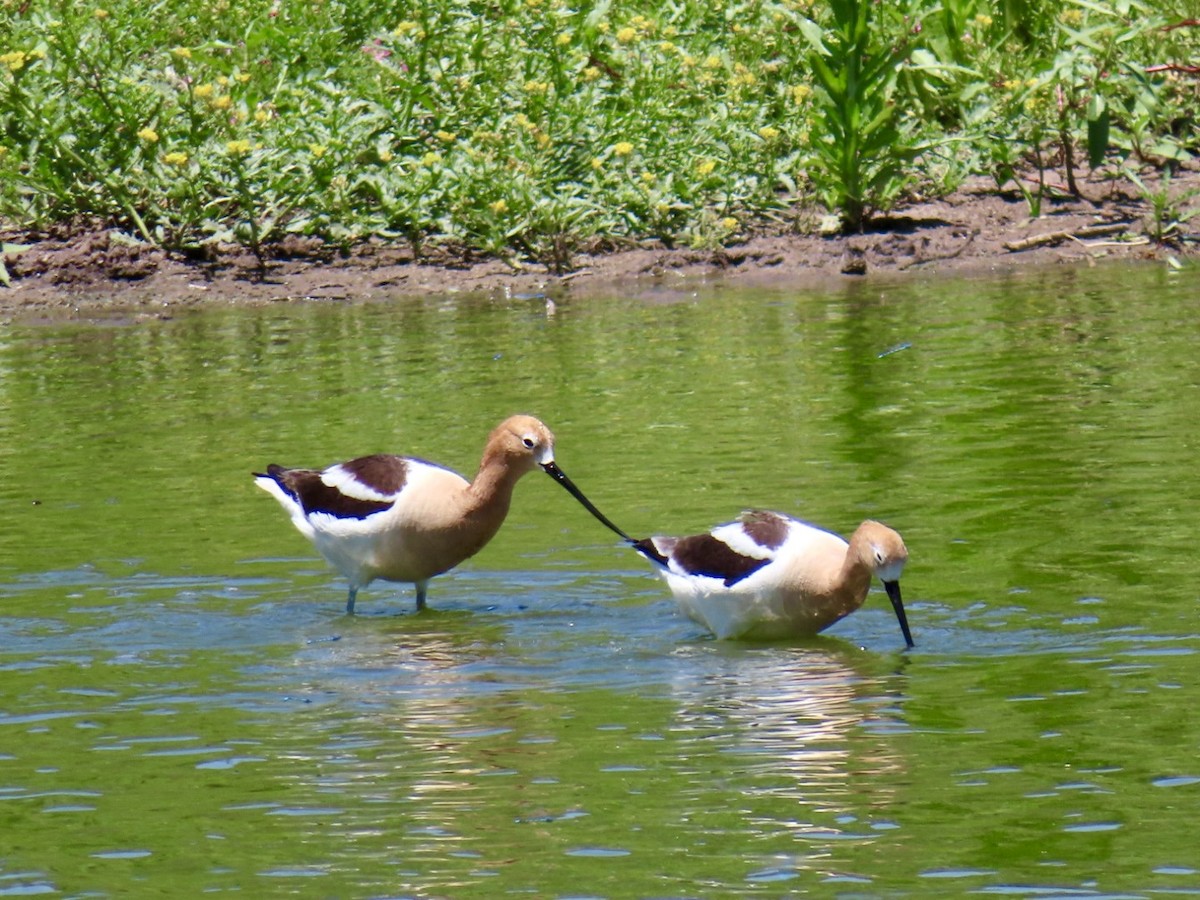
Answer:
(0, 0, 1197, 266)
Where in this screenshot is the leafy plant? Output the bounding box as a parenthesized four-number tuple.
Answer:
(797, 0, 925, 231)
(957, 0, 1194, 218)
(1126, 167, 1200, 243)
(0, 0, 1198, 260)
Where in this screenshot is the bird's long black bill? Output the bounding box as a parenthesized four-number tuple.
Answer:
(542, 462, 633, 543)
(884, 580, 915, 649)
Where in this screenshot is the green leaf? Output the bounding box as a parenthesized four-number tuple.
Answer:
(1058, 25, 1104, 52)
(797, 18, 830, 56)
(1150, 140, 1191, 162)
(809, 53, 845, 97)
(1087, 101, 1109, 169)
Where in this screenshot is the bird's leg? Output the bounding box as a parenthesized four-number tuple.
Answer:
(415, 582, 428, 612)
(345, 586, 358, 615)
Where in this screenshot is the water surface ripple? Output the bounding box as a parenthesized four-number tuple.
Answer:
(2, 263, 1199, 897)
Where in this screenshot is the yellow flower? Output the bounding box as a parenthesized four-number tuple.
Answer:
(378, 149, 394, 163)
(974, 13, 993, 28)
(703, 55, 721, 69)
(226, 139, 251, 155)
(93, 8, 109, 18)
(421, 151, 442, 166)
(137, 127, 159, 143)
(612, 141, 634, 157)
(194, 83, 214, 99)
(582, 66, 601, 82)
(171, 46, 192, 60)
(640, 171, 655, 184)
(1, 51, 27, 72)
(555, 32, 571, 46)
(616, 26, 637, 43)
(791, 84, 813, 104)
(1059, 8, 1084, 26)
(309, 144, 327, 158)
(696, 159, 716, 176)
(721, 217, 738, 231)
(435, 130, 456, 143)
(732, 63, 756, 87)
(659, 40, 677, 53)
(254, 106, 272, 124)
(758, 125, 780, 141)
(524, 80, 548, 94)
(489, 199, 508, 214)
(211, 95, 232, 110)
(535, 131, 551, 149)
(393, 21, 420, 36)
(235, 72, 251, 83)
(590, 157, 603, 170)
(163, 151, 189, 166)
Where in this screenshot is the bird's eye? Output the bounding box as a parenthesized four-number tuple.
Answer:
(522, 437, 535, 449)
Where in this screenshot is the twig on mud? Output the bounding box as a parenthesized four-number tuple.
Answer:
(1003, 222, 1133, 252)
(1064, 235, 1151, 249)
(1146, 63, 1200, 75)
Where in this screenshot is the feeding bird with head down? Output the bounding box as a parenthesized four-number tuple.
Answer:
(254, 414, 628, 614)
(631, 510, 914, 647)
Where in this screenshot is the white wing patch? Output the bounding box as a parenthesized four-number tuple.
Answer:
(710, 520, 776, 560)
(321, 463, 400, 503)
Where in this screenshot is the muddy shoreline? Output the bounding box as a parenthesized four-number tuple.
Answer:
(2, 174, 1195, 318)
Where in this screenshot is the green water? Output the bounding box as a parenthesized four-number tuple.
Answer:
(2, 262, 1199, 897)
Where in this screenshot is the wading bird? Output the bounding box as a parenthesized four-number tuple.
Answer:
(632, 511, 913, 646)
(255, 415, 628, 614)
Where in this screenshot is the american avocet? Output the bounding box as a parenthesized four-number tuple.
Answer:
(632, 511, 913, 646)
(254, 415, 630, 614)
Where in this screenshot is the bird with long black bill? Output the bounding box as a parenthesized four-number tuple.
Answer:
(630, 511, 914, 647)
(255, 415, 628, 614)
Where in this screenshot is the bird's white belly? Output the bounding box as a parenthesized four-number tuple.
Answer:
(666, 573, 851, 640)
(308, 510, 435, 588)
